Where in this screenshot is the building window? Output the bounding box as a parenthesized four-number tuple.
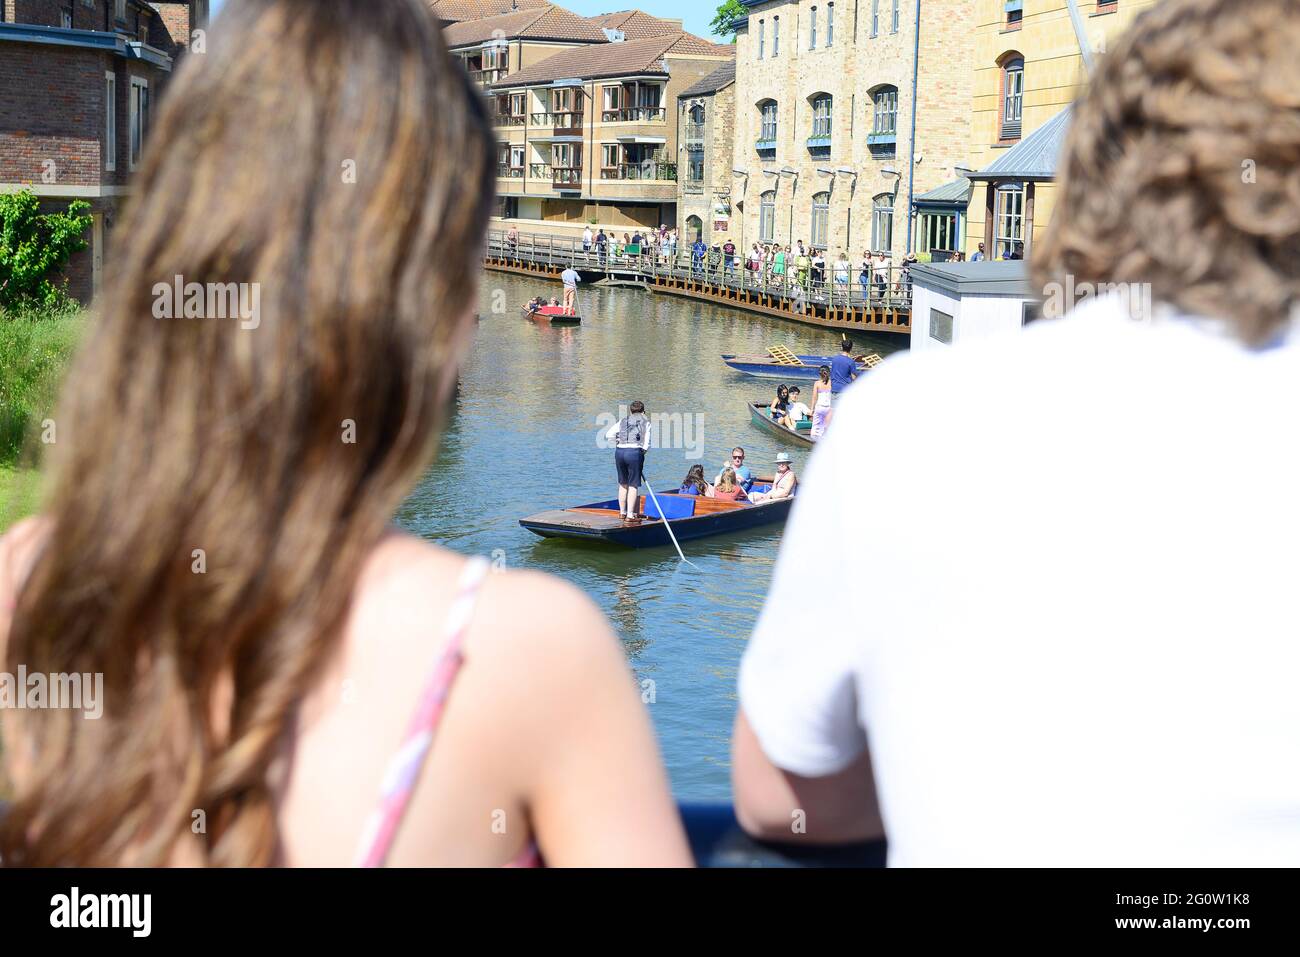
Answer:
(61, 8, 73, 29)
(758, 99, 778, 148)
(602, 143, 620, 171)
(510, 145, 524, 171)
(685, 215, 703, 243)
(996, 186, 1024, 258)
(827, 3, 834, 45)
(128, 76, 149, 170)
(1000, 55, 1024, 140)
(1005, 0, 1024, 27)
(758, 19, 765, 58)
(1097, 0, 1118, 12)
(871, 193, 893, 252)
(810, 94, 832, 139)
(930, 308, 954, 344)
(810, 7, 817, 49)
(871, 0, 879, 37)
(918, 211, 958, 254)
(760, 190, 776, 241)
(104, 71, 116, 172)
(892, 0, 900, 33)
(114, 0, 126, 22)
(810, 192, 830, 249)
(602, 84, 621, 118)
(773, 16, 780, 56)
(872, 87, 898, 134)
(689, 104, 705, 125)
(686, 149, 704, 183)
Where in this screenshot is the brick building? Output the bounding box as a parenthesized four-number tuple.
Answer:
(730, 0, 977, 265)
(675, 60, 734, 248)
(0, 0, 208, 302)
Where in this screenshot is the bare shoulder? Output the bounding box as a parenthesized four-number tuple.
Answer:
(0, 516, 51, 656)
(351, 531, 620, 670)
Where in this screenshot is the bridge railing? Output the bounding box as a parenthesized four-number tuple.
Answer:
(485, 227, 915, 312)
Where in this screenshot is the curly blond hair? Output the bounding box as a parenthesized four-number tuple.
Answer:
(1034, 0, 1300, 344)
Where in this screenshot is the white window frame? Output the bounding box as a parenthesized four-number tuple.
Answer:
(827, 2, 834, 45)
(996, 185, 1025, 258)
(810, 192, 830, 248)
(871, 0, 879, 37)
(759, 190, 776, 242)
(128, 76, 148, 171)
(810, 7, 818, 49)
(871, 194, 893, 253)
(892, 0, 901, 33)
(873, 87, 898, 134)
(773, 16, 780, 56)
(811, 95, 832, 138)
(758, 19, 765, 59)
(760, 101, 778, 143)
(104, 71, 117, 172)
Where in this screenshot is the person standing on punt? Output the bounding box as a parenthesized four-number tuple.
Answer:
(605, 401, 653, 524)
(0, 0, 691, 869)
(731, 0, 1300, 866)
(830, 339, 858, 396)
(810, 365, 833, 439)
(560, 264, 580, 315)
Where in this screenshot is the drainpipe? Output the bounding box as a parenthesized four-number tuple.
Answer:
(1065, 0, 1095, 73)
(904, 0, 921, 253)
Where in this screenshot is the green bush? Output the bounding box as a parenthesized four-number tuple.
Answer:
(0, 301, 83, 464)
(0, 189, 92, 310)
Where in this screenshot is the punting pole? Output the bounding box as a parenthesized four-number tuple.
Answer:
(641, 476, 699, 570)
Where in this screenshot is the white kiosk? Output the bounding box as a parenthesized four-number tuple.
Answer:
(908, 261, 1038, 355)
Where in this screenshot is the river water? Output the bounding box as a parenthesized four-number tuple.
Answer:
(395, 270, 906, 800)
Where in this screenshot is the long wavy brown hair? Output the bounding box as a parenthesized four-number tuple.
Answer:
(0, 0, 493, 865)
(1033, 0, 1300, 344)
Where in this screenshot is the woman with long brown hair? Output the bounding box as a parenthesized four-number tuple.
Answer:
(0, 0, 689, 867)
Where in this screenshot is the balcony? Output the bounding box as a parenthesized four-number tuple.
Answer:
(528, 162, 552, 178)
(496, 164, 524, 179)
(470, 67, 508, 85)
(531, 111, 584, 134)
(552, 166, 582, 188)
(600, 106, 667, 123)
(599, 162, 677, 182)
(684, 121, 706, 145)
(493, 113, 526, 128)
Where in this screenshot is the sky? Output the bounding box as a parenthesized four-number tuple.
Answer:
(208, 0, 726, 41)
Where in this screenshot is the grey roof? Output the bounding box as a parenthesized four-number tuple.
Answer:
(678, 61, 735, 98)
(913, 176, 972, 205)
(967, 106, 1071, 183)
(909, 261, 1032, 298)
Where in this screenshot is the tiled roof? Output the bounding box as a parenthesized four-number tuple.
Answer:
(968, 106, 1072, 182)
(586, 10, 684, 39)
(489, 32, 728, 87)
(442, 4, 609, 47)
(678, 60, 736, 98)
(430, 0, 549, 23)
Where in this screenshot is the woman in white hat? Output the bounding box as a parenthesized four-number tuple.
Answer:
(750, 452, 798, 503)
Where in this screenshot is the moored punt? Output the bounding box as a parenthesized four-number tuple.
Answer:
(721, 351, 881, 380)
(520, 482, 792, 548)
(521, 304, 582, 325)
(748, 401, 815, 447)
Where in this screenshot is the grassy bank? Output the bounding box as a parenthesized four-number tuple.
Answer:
(0, 303, 83, 530)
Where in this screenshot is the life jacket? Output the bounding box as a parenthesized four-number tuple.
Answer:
(616, 414, 648, 445)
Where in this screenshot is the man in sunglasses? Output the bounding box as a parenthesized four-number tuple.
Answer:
(714, 447, 754, 493)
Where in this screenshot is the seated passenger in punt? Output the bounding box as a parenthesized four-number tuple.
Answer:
(781, 387, 812, 431)
(749, 453, 797, 503)
(714, 447, 754, 491)
(709, 468, 749, 502)
(768, 384, 790, 421)
(677, 465, 712, 497)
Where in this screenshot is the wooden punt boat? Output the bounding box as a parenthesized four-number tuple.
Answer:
(721, 350, 881, 380)
(522, 304, 582, 325)
(520, 480, 792, 548)
(748, 401, 815, 447)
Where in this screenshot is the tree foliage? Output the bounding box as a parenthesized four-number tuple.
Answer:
(710, 0, 747, 42)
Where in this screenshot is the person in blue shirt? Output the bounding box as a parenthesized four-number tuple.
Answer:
(677, 465, 712, 496)
(714, 447, 754, 491)
(830, 339, 859, 395)
(692, 239, 708, 275)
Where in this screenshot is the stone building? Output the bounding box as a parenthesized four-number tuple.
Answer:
(730, 0, 977, 265)
(675, 60, 734, 248)
(0, 0, 208, 302)
(962, 0, 1164, 258)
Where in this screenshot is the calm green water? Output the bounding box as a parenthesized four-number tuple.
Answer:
(395, 271, 906, 800)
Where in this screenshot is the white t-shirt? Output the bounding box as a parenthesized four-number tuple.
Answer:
(786, 401, 811, 420)
(740, 295, 1300, 866)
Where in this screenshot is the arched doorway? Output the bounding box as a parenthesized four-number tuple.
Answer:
(685, 215, 703, 244)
